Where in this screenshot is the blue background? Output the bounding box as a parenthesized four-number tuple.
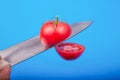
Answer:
(0, 0, 120, 80)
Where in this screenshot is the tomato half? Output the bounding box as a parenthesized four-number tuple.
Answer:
(55, 42, 85, 60)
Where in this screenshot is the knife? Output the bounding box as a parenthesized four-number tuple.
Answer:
(0, 21, 92, 66)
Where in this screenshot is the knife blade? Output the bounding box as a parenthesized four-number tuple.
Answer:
(0, 21, 92, 66)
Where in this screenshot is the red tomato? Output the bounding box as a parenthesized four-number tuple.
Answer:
(40, 17, 71, 46)
(55, 42, 85, 60)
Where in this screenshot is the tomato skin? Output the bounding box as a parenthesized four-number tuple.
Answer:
(55, 42, 85, 60)
(40, 21, 71, 46)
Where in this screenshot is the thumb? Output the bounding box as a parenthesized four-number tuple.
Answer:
(0, 58, 11, 70)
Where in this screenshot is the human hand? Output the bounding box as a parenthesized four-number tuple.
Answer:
(0, 56, 11, 80)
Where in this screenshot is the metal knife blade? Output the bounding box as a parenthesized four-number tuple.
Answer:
(0, 21, 92, 66)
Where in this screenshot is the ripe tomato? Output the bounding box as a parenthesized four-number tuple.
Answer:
(40, 17, 71, 46)
(55, 42, 85, 60)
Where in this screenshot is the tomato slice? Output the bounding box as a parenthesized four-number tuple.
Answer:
(55, 42, 85, 60)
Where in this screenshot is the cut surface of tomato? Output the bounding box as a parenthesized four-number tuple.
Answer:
(55, 42, 85, 60)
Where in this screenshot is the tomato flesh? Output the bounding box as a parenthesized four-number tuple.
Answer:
(55, 42, 85, 60)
